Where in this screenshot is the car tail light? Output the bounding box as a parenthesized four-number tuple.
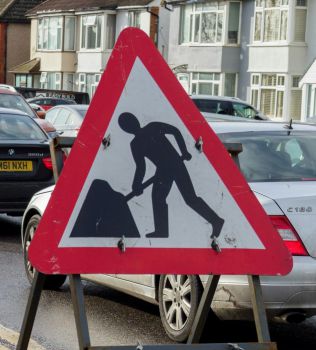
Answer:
(270, 215, 308, 256)
(42, 157, 53, 170)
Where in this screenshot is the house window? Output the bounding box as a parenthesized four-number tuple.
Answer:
(294, 0, 307, 42)
(64, 17, 76, 51)
(78, 73, 101, 97)
(15, 74, 33, 88)
(290, 75, 302, 120)
(224, 73, 237, 96)
(254, 0, 289, 42)
(63, 73, 75, 91)
(251, 73, 285, 118)
(40, 72, 61, 90)
(105, 14, 116, 49)
(228, 2, 240, 44)
(191, 72, 221, 95)
(180, 2, 226, 44)
(81, 15, 103, 49)
(128, 11, 141, 28)
(37, 17, 62, 50)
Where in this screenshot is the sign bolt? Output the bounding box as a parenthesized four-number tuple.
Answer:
(102, 134, 111, 149)
(211, 236, 221, 253)
(117, 235, 126, 253)
(195, 136, 203, 153)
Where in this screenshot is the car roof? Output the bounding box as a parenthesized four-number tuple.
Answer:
(209, 120, 316, 134)
(48, 104, 89, 111)
(0, 84, 17, 92)
(0, 88, 19, 95)
(28, 96, 75, 101)
(191, 95, 242, 102)
(0, 107, 29, 116)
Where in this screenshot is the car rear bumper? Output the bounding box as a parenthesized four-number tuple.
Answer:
(200, 256, 316, 320)
(0, 180, 54, 214)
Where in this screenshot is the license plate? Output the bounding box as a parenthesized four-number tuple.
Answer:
(0, 160, 33, 172)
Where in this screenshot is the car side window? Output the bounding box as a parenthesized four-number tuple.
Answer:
(45, 108, 59, 123)
(192, 99, 218, 113)
(217, 101, 231, 115)
(54, 109, 71, 125)
(40, 99, 50, 106)
(232, 103, 257, 119)
(67, 112, 75, 125)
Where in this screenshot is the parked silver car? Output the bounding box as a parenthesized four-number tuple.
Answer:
(21, 120, 316, 342)
(191, 95, 267, 120)
(45, 104, 89, 137)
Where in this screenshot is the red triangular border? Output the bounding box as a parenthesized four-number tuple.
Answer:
(29, 28, 292, 276)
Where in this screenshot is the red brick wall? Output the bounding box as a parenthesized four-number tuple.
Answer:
(6, 23, 31, 85)
(0, 23, 7, 83)
(149, 7, 159, 46)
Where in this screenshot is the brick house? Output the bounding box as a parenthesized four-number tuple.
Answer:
(0, 0, 44, 85)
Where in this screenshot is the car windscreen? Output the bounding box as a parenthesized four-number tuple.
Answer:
(0, 94, 35, 117)
(0, 114, 46, 141)
(218, 130, 316, 182)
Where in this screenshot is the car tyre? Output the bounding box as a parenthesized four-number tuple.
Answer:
(158, 274, 202, 342)
(23, 214, 66, 290)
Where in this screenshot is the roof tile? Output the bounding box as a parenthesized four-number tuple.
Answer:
(27, 0, 154, 16)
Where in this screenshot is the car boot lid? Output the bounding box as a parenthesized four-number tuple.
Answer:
(251, 182, 316, 258)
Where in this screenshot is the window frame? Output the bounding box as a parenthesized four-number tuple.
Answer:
(251, 73, 286, 119)
(77, 73, 101, 97)
(64, 16, 76, 51)
(226, 1, 242, 45)
(40, 72, 62, 90)
(190, 72, 222, 96)
(80, 14, 103, 51)
(180, 2, 232, 46)
(128, 11, 141, 28)
(37, 16, 63, 51)
(253, 1, 289, 43)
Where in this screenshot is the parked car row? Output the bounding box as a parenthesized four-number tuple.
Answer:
(20, 119, 316, 342)
(1, 83, 315, 342)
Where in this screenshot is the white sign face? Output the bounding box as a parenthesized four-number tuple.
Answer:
(29, 28, 292, 276)
(59, 58, 264, 251)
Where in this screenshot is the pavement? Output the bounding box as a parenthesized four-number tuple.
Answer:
(0, 325, 45, 350)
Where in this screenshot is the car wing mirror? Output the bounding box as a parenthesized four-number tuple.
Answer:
(36, 110, 46, 119)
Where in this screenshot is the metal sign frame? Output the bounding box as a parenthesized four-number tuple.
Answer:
(17, 272, 277, 350)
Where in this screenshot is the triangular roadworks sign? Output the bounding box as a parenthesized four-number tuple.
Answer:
(29, 28, 292, 276)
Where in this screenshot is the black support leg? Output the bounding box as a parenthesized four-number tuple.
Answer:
(69, 274, 91, 350)
(17, 271, 46, 350)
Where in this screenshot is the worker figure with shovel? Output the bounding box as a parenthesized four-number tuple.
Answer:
(118, 112, 225, 239)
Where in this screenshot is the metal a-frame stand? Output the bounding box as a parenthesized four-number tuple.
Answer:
(17, 272, 276, 350)
(17, 141, 277, 349)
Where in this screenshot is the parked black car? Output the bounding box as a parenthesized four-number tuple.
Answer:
(0, 108, 64, 215)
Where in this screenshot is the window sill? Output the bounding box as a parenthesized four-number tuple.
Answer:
(249, 42, 307, 48)
(36, 49, 63, 52)
(79, 48, 103, 52)
(179, 43, 240, 48)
